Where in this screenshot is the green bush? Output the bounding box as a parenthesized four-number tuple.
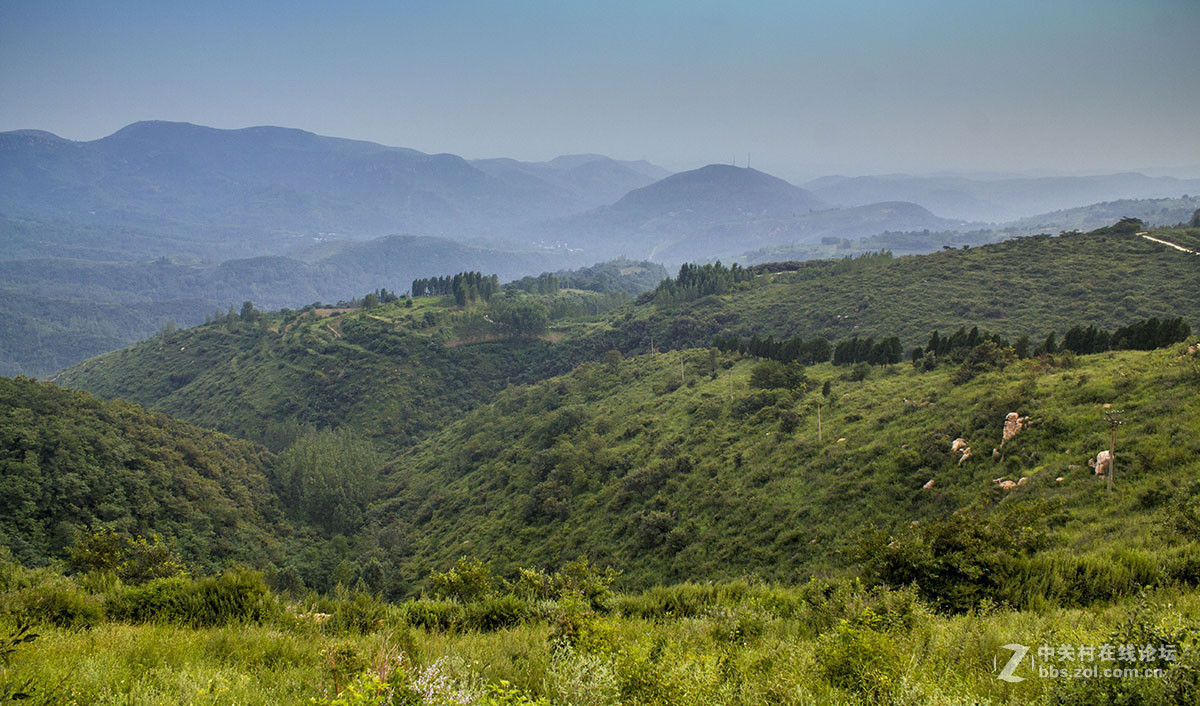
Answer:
(1008, 549, 1165, 608)
(1163, 544, 1200, 586)
(462, 594, 530, 632)
(106, 569, 271, 627)
(1168, 480, 1200, 541)
(5, 580, 103, 629)
(67, 529, 186, 585)
(0, 551, 43, 593)
(511, 560, 618, 610)
(548, 593, 612, 652)
(854, 502, 1057, 612)
(192, 569, 273, 626)
(512, 568, 556, 602)
(1050, 594, 1195, 705)
(400, 599, 463, 631)
(322, 589, 392, 635)
(107, 576, 195, 624)
(429, 557, 496, 602)
(817, 616, 904, 704)
(749, 360, 807, 390)
(705, 605, 766, 644)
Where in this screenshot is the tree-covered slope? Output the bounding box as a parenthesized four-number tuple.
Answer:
(0, 376, 283, 569)
(610, 229, 1200, 354)
(53, 294, 608, 448)
(366, 342, 1200, 595)
(57, 227, 1200, 452)
(0, 232, 568, 377)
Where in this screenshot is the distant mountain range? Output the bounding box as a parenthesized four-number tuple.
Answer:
(0, 121, 667, 258)
(995, 195, 1200, 235)
(806, 172, 1200, 223)
(9, 121, 1196, 266)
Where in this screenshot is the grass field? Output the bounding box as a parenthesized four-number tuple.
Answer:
(4, 582, 1198, 705)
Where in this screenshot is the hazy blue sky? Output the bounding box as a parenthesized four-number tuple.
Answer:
(2, 0, 1197, 181)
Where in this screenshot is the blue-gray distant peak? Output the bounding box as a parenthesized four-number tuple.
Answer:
(0, 120, 669, 245)
(613, 164, 826, 216)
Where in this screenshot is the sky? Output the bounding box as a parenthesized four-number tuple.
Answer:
(2, 0, 1198, 182)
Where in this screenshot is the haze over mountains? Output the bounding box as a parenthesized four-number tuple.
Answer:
(806, 172, 1200, 223)
(7, 120, 1196, 263)
(0, 121, 668, 258)
(3, 120, 1199, 377)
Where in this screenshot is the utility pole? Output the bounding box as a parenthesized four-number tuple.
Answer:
(1104, 409, 1125, 493)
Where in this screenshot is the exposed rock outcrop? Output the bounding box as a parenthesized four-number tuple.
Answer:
(1088, 450, 1112, 476)
(1001, 412, 1029, 444)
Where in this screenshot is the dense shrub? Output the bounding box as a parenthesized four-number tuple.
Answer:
(512, 559, 617, 609)
(1168, 480, 1200, 541)
(4, 580, 103, 629)
(1051, 594, 1198, 705)
(400, 599, 463, 631)
(320, 588, 392, 634)
(749, 360, 808, 390)
(854, 502, 1057, 612)
(429, 557, 497, 602)
(67, 529, 186, 585)
(462, 594, 531, 631)
(1010, 549, 1165, 608)
(106, 569, 272, 627)
(817, 615, 904, 704)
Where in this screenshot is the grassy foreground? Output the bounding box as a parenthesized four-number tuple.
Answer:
(3, 581, 1198, 705)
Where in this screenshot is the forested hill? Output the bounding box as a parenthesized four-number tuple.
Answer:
(599, 227, 1200, 354)
(15, 224, 1200, 596)
(0, 230, 568, 378)
(29, 339, 1200, 597)
(52, 283, 638, 449)
(0, 376, 284, 570)
(57, 226, 1200, 450)
(364, 341, 1200, 593)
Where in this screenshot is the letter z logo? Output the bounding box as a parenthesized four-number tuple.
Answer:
(997, 643, 1029, 683)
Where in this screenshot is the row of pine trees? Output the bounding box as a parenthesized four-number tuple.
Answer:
(710, 316, 1189, 369)
(411, 272, 501, 305)
(654, 261, 754, 304)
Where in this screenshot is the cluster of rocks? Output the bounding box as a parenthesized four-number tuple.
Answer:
(926, 411, 1032, 491)
(921, 403, 1126, 493)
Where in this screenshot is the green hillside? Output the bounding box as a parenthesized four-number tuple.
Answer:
(59, 228, 1200, 446)
(363, 341, 1200, 595)
(6, 343, 1200, 705)
(0, 231, 572, 377)
(48, 222, 1200, 596)
(613, 229, 1200, 355)
(54, 294, 603, 449)
(7, 227, 1200, 705)
(0, 376, 283, 571)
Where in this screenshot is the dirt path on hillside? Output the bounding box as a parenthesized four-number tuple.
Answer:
(1139, 232, 1199, 255)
